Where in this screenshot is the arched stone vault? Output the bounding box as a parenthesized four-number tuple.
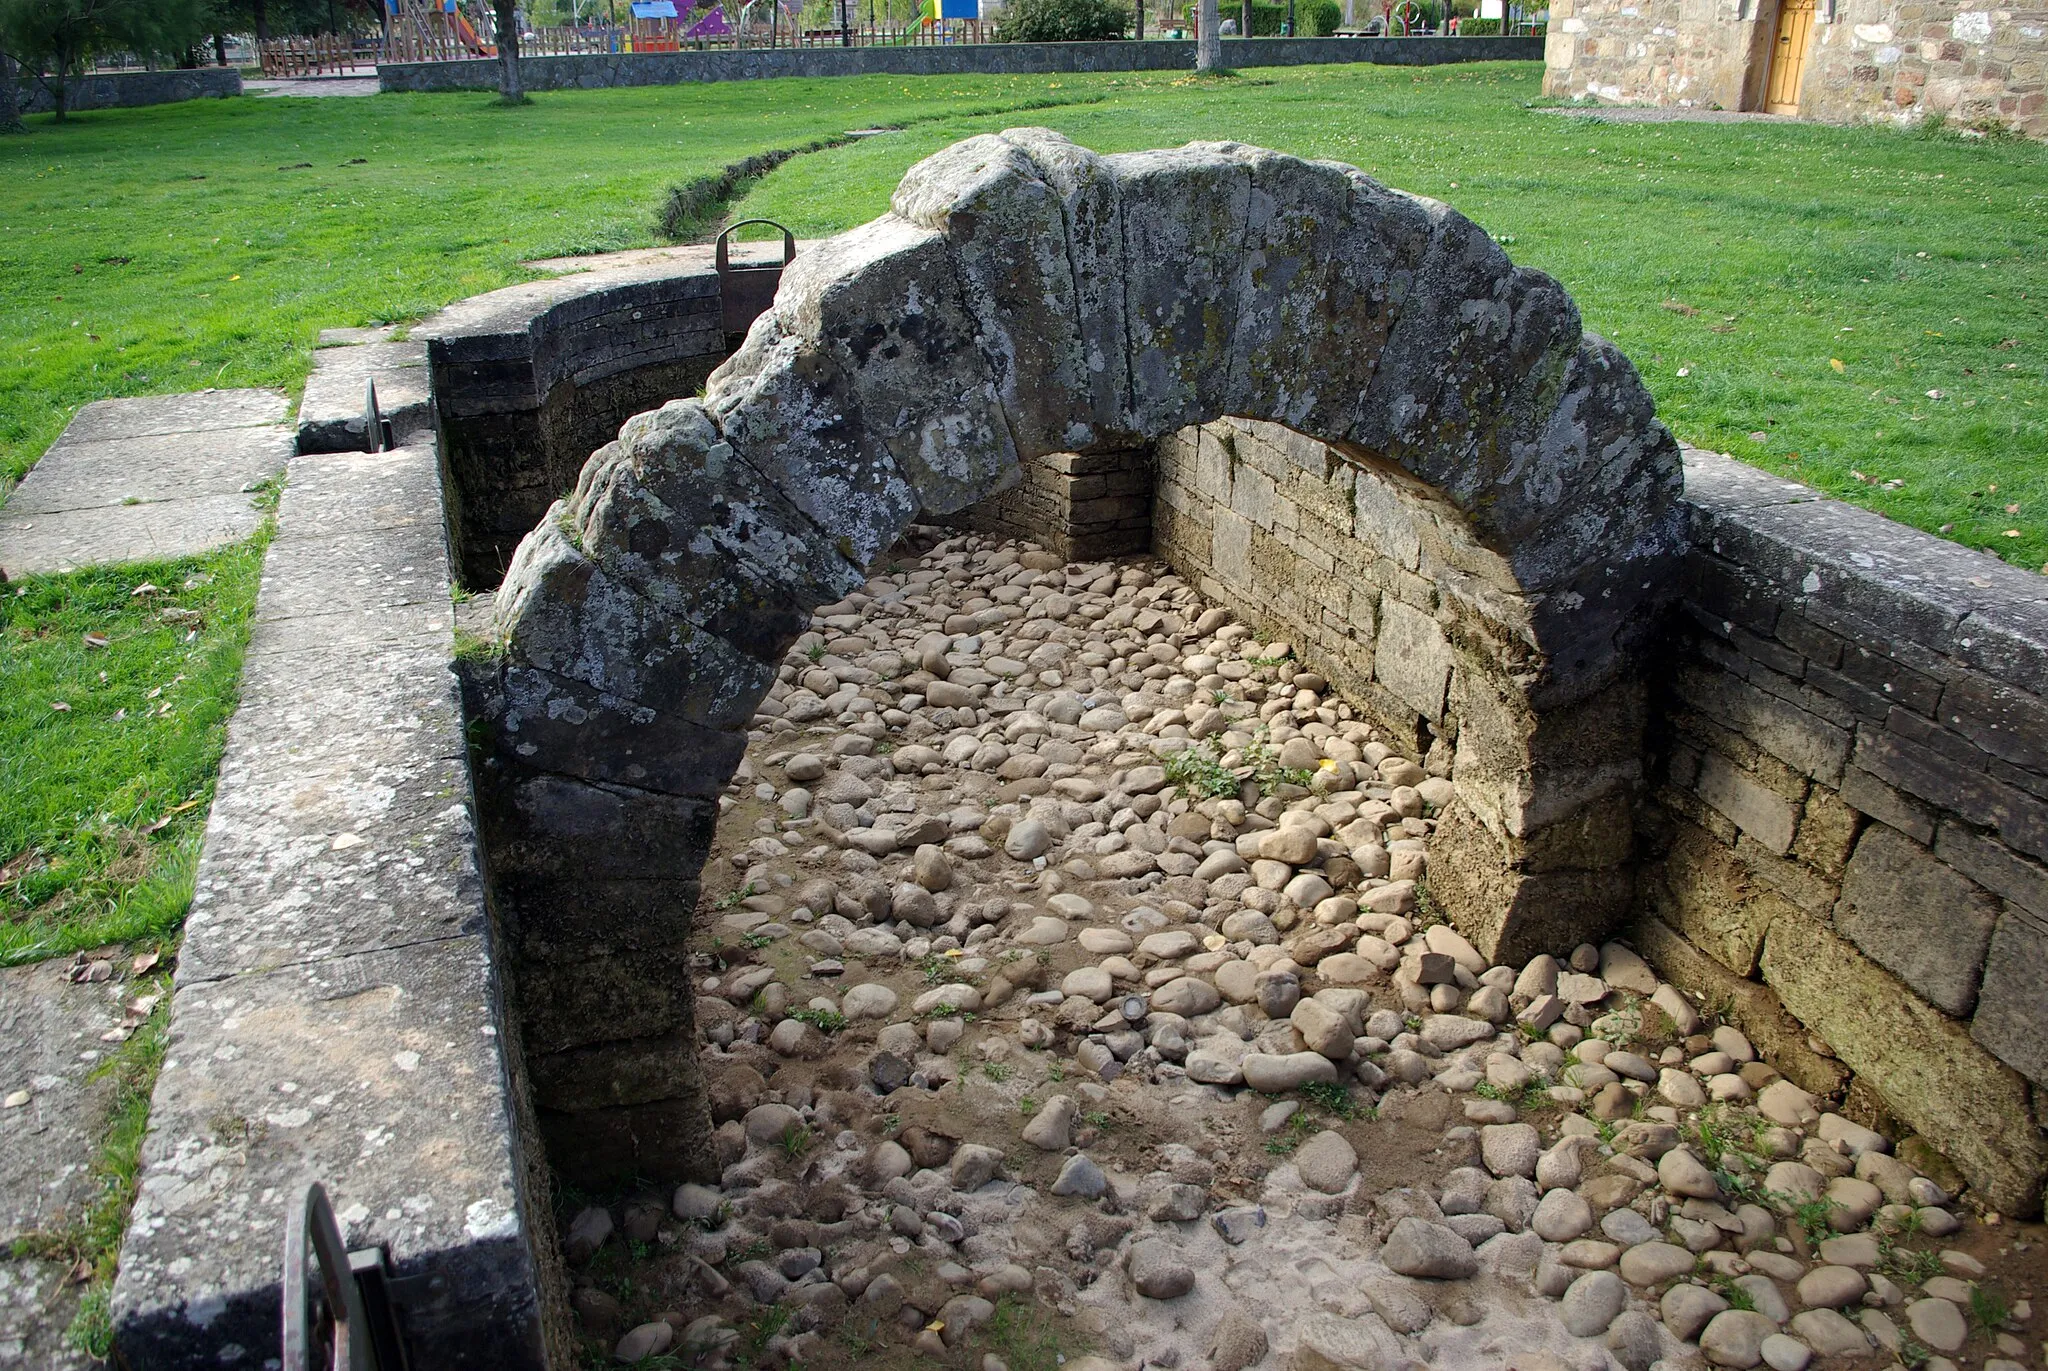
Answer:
(474, 129, 1685, 1181)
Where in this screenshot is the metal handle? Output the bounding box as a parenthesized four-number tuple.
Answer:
(716, 219, 797, 273)
(284, 1182, 411, 1371)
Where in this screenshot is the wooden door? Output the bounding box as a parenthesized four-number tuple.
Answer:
(1765, 0, 1816, 114)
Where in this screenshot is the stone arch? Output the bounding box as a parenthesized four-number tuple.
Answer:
(473, 129, 1683, 1180)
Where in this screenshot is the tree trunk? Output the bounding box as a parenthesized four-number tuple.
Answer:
(1196, 0, 1221, 67)
(254, 0, 271, 43)
(1239, 0, 1250, 34)
(47, 50, 69, 121)
(495, 0, 525, 101)
(0, 53, 23, 134)
(213, 31, 229, 64)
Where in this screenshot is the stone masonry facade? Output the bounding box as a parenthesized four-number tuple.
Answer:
(1543, 0, 2048, 139)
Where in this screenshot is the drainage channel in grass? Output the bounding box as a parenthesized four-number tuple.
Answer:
(0, 524, 270, 1357)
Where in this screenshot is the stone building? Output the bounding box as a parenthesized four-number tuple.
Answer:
(1542, 0, 2046, 138)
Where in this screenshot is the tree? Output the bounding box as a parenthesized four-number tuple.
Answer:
(1195, 0, 1218, 67)
(494, 0, 523, 102)
(0, 49, 24, 132)
(0, 0, 210, 118)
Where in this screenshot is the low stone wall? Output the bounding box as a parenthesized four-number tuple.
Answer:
(1635, 449, 2048, 1216)
(949, 445, 1156, 562)
(416, 257, 729, 587)
(111, 440, 559, 1367)
(15, 66, 241, 114)
(377, 35, 1542, 92)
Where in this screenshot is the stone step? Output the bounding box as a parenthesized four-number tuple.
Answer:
(296, 338, 434, 454)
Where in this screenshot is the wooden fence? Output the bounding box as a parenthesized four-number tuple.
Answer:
(258, 33, 379, 74)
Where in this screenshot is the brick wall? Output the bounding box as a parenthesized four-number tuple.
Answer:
(1639, 449, 2048, 1216)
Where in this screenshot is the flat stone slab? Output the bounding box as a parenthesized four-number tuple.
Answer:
(53, 391, 287, 445)
(523, 239, 810, 276)
(0, 390, 291, 579)
(0, 960, 131, 1244)
(1, 429, 290, 516)
(246, 76, 380, 97)
(297, 339, 433, 454)
(111, 442, 546, 1369)
(0, 1256, 95, 1369)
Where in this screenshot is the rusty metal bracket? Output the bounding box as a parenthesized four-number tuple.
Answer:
(362, 378, 392, 453)
(283, 1182, 411, 1371)
(716, 219, 798, 341)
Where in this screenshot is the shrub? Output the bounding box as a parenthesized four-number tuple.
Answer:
(1191, 0, 1339, 33)
(997, 0, 1131, 40)
(1458, 15, 1500, 31)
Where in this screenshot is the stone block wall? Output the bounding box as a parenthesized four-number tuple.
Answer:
(418, 260, 729, 587)
(1542, 0, 1774, 109)
(1800, 0, 2047, 138)
(1154, 418, 1475, 756)
(14, 65, 241, 114)
(948, 446, 1156, 561)
(1636, 450, 2048, 1216)
(1149, 418, 1649, 964)
(1543, 0, 2046, 139)
(377, 35, 1545, 93)
(996, 423, 2047, 1214)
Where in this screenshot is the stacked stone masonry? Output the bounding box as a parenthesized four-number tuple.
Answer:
(482, 129, 1688, 1187)
(1638, 449, 2048, 1218)
(950, 445, 1156, 561)
(1543, 0, 2047, 140)
(13, 66, 241, 114)
(464, 128, 2043, 1238)
(1054, 418, 2048, 1214)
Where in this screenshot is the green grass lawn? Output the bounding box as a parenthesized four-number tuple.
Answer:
(5, 66, 2042, 570)
(0, 536, 267, 965)
(0, 71, 1141, 491)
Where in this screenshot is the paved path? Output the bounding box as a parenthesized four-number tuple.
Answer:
(245, 76, 381, 97)
(0, 390, 293, 580)
(1533, 105, 1805, 125)
(0, 959, 147, 1370)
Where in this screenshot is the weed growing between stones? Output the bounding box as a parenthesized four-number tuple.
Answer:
(981, 1293, 1075, 1371)
(1162, 740, 1236, 799)
(1968, 1280, 2012, 1333)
